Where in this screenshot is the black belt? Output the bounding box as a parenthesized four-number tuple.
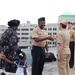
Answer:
(33, 45, 45, 49)
(70, 41, 74, 43)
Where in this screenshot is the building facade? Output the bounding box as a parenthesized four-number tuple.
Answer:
(0, 12, 75, 49)
(0, 23, 58, 49)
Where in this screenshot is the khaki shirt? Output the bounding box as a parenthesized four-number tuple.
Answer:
(31, 26, 47, 47)
(69, 29, 75, 42)
(56, 29, 70, 54)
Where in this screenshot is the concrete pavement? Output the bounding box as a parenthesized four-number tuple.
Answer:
(0, 60, 75, 75)
(29, 61, 75, 75)
(43, 62, 75, 75)
(0, 49, 75, 75)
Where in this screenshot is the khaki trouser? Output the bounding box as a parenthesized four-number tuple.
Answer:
(57, 54, 70, 75)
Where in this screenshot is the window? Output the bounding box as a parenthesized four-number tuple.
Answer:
(48, 33, 52, 35)
(17, 33, 20, 35)
(53, 42, 55, 44)
(48, 28, 52, 31)
(48, 42, 51, 44)
(73, 22, 75, 25)
(30, 28, 33, 31)
(53, 33, 57, 35)
(44, 28, 47, 30)
(22, 29, 29, 31)
(21, 37, 29, 39)
(21, 33, 29, 35)
(53, 28, 57, 31)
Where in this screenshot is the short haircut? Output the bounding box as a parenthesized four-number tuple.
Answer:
(68, 22, 73, 25)
(38, 17, 45, 22)
(60, 23, 67, 28)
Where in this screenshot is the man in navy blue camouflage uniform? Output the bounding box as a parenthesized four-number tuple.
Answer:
(0, 19, 20, 73)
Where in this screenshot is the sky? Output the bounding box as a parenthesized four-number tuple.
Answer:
(0, 0, 75, 25)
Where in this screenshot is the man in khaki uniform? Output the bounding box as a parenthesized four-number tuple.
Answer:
(67, 22, 75, 68)
(31, 17, 55, 75)
(56, 20, 71, 75)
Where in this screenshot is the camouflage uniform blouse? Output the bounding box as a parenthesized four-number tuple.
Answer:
(0, 27, 18, 60)
(0, 27, 19, 71)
